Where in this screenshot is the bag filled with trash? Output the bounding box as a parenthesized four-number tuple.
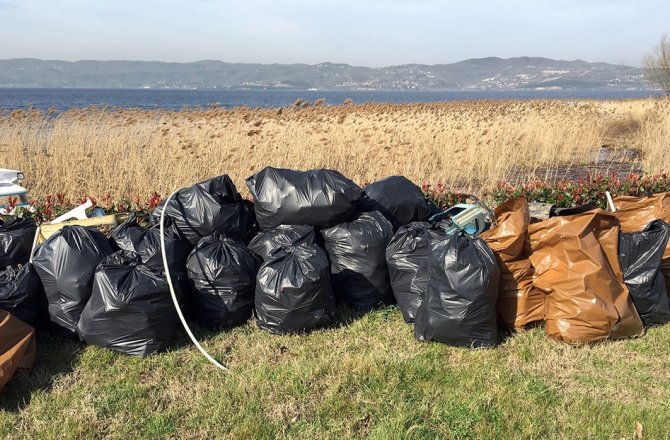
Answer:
(248, 225, 316, 262)
(77, 251, 181, 356)
(528, 208, 643, 344)
(0, 217, 37, 269)
(0, 310, 36, 392)
(186, 234, 259, 329)
(246, 167, 363, 230)
(480, 198, 545, 330)
(414, 232, 500, 348)
(32, 225, 114, 339)
(0, 264, 45, 327)
(614, 193, 670, 297)
(322, 211, 395, 312)
(151, 174, 256, 245)
(385, 221, 448, 323)
(618, 220, 670, 326)
(255, 243, 336, 334)
(361, 176, 433, 228)
(112, 213, 191, 273)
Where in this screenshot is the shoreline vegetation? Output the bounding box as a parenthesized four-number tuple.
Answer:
(1, 98, 668, 203)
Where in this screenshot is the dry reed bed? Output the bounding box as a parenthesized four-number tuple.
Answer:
(0, 99, 668, 201)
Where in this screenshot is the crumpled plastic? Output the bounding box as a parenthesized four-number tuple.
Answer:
(322, 211, 395, 312)
(248, 225, 316, 262)
(152, 174, 256, 245)
(481, 198, 545, 329)
(246, 167, 363, 230)
(0, 217, 37, 269)
(528, 208, 644, 344)
(414, 232, 500, 348)
(619, 220, 670, 326)
(112, 213, 192, 273)
(361, 176, 433, 228)
(77, 251, 181, 356)
(32, 225, 115, 339)
(385, 221, 447, 323)
(255, 243, 336, 334)
(186, 234, 259, 329)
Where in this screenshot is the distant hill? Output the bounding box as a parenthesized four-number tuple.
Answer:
(0, 57, 650, 90)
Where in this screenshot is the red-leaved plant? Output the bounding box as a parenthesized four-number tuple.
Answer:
(6, 173, 670, 223)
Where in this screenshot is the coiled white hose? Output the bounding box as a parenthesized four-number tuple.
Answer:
(159, 188, 228, 371)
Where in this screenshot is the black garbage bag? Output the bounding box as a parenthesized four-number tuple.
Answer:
(549, 203, 598, 217)
(414, 232, 500, 348)
(246, 167, 363, 230)
(0, 217, 37, 269)
(151, 175, 256, 245)
(112, 213, 192, 273)
(619, 220, 670, 326)
(186, 235, 259, 329)
(361, 176, 432, 228)
(77, 251, 180, 355)
(321, 211, 394, 312)
(385, 222, 448, 323)
(248, 225, 316, 261)
(32, 225, 114, 338)
(255, 243, 336, 334)
(0, 264, 46, 327)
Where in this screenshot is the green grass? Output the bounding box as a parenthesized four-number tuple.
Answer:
(2, 308, 669, 439)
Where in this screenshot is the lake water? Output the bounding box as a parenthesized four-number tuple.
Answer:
(0, 88, 661, 112)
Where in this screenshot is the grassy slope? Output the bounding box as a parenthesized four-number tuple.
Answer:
(1, 308, 669, 439)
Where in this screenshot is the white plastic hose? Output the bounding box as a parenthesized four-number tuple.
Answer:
(605, 191, 616, 213)
(159, 188, 228, 372)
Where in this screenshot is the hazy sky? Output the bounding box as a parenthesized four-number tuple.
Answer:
(0, 0, 668, 67)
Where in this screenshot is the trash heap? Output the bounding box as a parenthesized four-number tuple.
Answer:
(2, 166, 670, 382)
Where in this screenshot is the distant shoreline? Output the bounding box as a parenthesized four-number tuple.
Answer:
(0, 56, 651, 91)
(0, 88, 662, 113)
(2, 99, 665, 116)
(0, 86, 659, 93)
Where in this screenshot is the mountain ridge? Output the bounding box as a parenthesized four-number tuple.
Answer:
(0, 57, 650, 90)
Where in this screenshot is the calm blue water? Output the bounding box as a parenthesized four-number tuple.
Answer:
(0, 88, 661, 112)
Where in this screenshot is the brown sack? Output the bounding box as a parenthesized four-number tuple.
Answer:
(482, 198, 528, 262)
(528, 209, 643, 344)
(614, 194, 670, 296)
(613, 194, 670, 233)
(0, 310, 36, 392)
(481, 198, 545, 329)
(497, 259, 545, 329)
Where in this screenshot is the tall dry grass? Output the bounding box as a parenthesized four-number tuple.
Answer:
(0, 99, 667, 201)
(638, 99, 670, 172)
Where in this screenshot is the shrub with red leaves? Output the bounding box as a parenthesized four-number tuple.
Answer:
(489, 173, 670, 209)
(7, 173, 670, 223)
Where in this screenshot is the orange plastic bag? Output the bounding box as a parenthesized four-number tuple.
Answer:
(528, 209, 643, 344)
(497, 258, 544, 329)
(481, 198, 545, 329)
(613, 194, 670, 233)
(0, 310, 35, 392)
(614, 194, 670, 296)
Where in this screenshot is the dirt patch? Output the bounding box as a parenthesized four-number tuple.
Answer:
(508, 146, 642, 184)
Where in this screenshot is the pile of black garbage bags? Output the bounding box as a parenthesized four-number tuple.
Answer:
(3, 167, 670, 357)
